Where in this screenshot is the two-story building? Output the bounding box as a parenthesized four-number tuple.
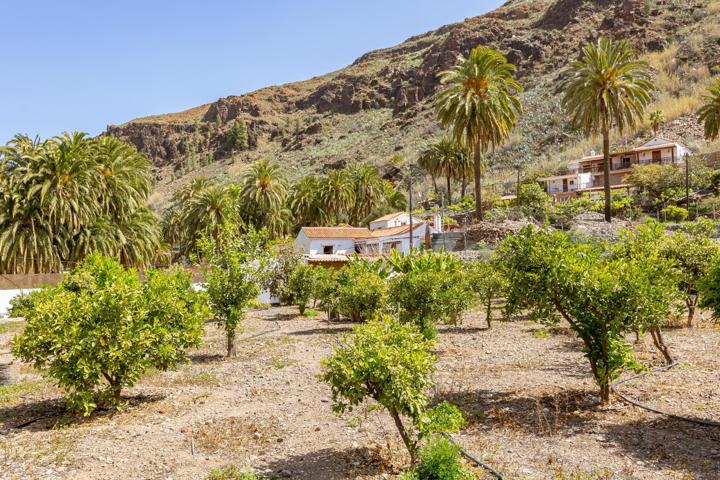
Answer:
(540, 138, 691, 201)
(294, 212, 438, 265)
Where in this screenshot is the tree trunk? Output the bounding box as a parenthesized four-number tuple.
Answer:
(227, 329, 237, 358)
(486, 298, 493, 328)
(299, 303, 306, 316)
(461, 170, 467, 199)
(686, 295, 697, 328)
(600, 382, 611, 406)
(389, 407, 417, 464)
(473, 140, 483, 221)
(432, 175, 439, 197)
(650, 326, 673, 365)
(446, 174, 452, 206)
(602, 129, 612, 223)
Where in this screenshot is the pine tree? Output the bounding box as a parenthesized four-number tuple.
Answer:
(228, 118, 248, 151)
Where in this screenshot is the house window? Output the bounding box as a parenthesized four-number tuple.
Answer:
(323, 245, 334, 254)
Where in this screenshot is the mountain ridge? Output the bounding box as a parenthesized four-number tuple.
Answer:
(105, 0, 720, 208)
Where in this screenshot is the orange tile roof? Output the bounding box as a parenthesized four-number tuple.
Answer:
(300, 227, 371, 239)
(368, 222, 424, 238)
(370, 212, 404, 222)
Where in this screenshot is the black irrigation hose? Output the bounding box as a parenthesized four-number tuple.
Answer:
(611, 361, 720, 429)
(443, 432, 505, 480)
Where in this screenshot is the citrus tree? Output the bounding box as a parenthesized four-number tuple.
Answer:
(322, 316, 464, 463)
(287, 263, 318, 315)
(388, 249, 472, 338)
(12, 254, 208, 415)
(664, 219, 720, 326)
(465, 260, 507, 328)
(198, 224, 269, 357)
(496, 227, 644, 404)
(336, 258, 388, 322)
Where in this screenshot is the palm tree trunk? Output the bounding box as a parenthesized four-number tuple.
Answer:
(432, 175, 439, 197)
(602, 128, 612, 223)
(473, 140, 483, 221)
(446, 173, 452, 205)
(461, 169, 467, 199)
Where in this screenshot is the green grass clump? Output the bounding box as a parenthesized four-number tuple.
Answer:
(205, 465, 260, 480)
(0, 381, 44, 405)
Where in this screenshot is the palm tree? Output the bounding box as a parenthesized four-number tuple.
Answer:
(436, 46, 523, 220)
(649, 110, 665, 137)
(289, 175, 326, 227)
(348, 164, 385, 225)
(92, 136, 152, 219)
(699, 78, 720, 142)
(320, 169, 355, 224)
(562, 37, 654, 222)
(239, 159, 288, 235)
(182, 184, 231, 244)
(418, 143, 442, 196)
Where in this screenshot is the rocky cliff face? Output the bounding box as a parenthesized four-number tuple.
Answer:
(106, 0, 717, 205)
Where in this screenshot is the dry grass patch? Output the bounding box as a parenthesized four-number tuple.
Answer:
(0, 320, 25, 334)
(193, 416, 284, 454)
(0, 380, 46, 405)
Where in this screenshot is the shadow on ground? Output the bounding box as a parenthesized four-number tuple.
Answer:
(0, 393, 164, 432)
(603, 417, 720, 480)
(289, 326, 353, 336)
(261, 446, 397, 480)
(435, 388, 597, 435)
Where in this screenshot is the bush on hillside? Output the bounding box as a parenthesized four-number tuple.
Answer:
(12, 254, 208, 415)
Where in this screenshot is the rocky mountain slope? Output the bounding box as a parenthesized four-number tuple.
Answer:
(106, 0, 720, 208)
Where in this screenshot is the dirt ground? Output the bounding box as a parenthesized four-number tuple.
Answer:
(1, 307, 719, 480)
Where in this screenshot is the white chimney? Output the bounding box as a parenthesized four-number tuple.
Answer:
(433, 213, 443, 233)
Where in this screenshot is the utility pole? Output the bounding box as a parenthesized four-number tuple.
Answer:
(408, 168, 413, 251)
(685, 152, 690, 213)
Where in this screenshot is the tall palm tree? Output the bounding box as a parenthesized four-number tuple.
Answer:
(320, 169, 355, 225)
(699, 78, 720, 142)
(649, 110, 665, 137)
(436, 46, 523, 220)
(562, 37, 654, 222)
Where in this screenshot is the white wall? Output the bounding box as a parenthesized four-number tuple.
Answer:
(638, 147, 676, 164)
(0, 289, 37, 318)
(307, 238, 356, 255)
(369, 213, 409, 231)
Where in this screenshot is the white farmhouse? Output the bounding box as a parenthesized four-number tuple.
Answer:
(294, 212, 437, 265)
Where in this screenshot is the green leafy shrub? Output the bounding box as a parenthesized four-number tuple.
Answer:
(205, 465, 259, 480)
(12, 254, 208, 415)
(517, 182, 550, 219)
(336, 259, 388, 321)
(663, 218, 720, 326)
(322, 316, 439, 461)
(388, 250, 472, 338)
(314, 267, 341, 319)
(661, 205, 689, 222)
(198, 225, 269, 357)
(400, 436, 476, 480)
(287, 263, 318, 315)
(264, 242, 302, 304)
(465, 260, 507, 327)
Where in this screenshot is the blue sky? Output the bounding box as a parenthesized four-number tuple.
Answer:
(1, 0, 504, 142)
